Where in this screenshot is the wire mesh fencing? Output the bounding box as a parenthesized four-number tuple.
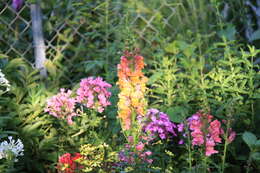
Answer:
(0, 1, 33, 65)
(0, 0, 200, 74)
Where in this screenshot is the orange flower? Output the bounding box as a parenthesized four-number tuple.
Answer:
(117, 50, 148, 130)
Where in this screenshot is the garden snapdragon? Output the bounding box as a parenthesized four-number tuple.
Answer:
(187, 111, 236, 156)
(117, 50, 148, 130)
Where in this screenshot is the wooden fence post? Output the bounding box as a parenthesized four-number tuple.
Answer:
(30, 0, 47, 77)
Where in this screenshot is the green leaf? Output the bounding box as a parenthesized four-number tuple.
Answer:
(39, 137, 57, 150)
(242, 131, 257, 149)
(183, 46, 196, 58)
(44, 59, 57, 77)
(40, 152, 58, 162)
(176, 40, 189, 51)
(83, 60, 105, 73)
(251, 152, 260, 161)
(252, 93, 260, 99)
(166, 106, 188, 123)
(255, 140, 260, 151)
(218, 24, 236, 40)
(165, 41, 179, 54)
(148, 72, 163, 85)
(251, 30, 260, 41)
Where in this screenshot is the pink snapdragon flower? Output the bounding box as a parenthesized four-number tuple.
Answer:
(45, 88, 77, 125)
(227, 128, 236, 144)
(209, 120, 222, 143)
(205, 138, 219, 156)
(188, 111, 224, 156)
(76, 77, 112, 113)
(136, 142, 145, 151)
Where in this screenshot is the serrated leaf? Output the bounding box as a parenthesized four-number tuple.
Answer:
(242, 131, 257, 149)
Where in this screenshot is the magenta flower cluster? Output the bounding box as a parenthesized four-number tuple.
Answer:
(139, 108, 184, 140)
(45, 88, 77, 125)
(45, 77, 112, 125)
(76, 77, 112, 113)
(188, 111, 236, 156)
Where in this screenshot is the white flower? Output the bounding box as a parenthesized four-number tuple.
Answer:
(0, 136, 24, 162)
(0, 69, 10, 92)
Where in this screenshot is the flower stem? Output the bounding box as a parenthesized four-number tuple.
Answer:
(221, 133, 228, 173)
(221, 120, 230, 173)
(203, 155, 208, 173)
(185, 122, 192, 171)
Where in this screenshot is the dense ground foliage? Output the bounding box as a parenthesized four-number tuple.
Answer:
(0, 0, 260, 173)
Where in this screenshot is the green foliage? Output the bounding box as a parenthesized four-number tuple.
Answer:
(242, 131, 260, 172)
(243, 132, 258, 151)
(77, 143, 117, 172)
(146, 36, 259, 172)
(148, 37, 259, 126)
(40, 0, 127, 84)
(1, 0, 260, 172)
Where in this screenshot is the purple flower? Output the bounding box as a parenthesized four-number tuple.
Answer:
(159, 133, 166, 139)
(12, 0, 23, 11)
(177, 123, 184, 132)
(148, 108, 159, 115)
(178, 139, 184, 145)
(141, 108, 178, 140)
(138, 108, 187, 145)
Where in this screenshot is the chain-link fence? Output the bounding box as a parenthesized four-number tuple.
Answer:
(0, 1, 33, 65)
(0, 0, 222, 77)
(0, 1, 92, 69)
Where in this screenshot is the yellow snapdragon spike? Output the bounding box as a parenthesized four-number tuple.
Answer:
(117, 50, 148, 130)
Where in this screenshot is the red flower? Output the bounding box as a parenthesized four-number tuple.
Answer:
(57, 153, 83, 173)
